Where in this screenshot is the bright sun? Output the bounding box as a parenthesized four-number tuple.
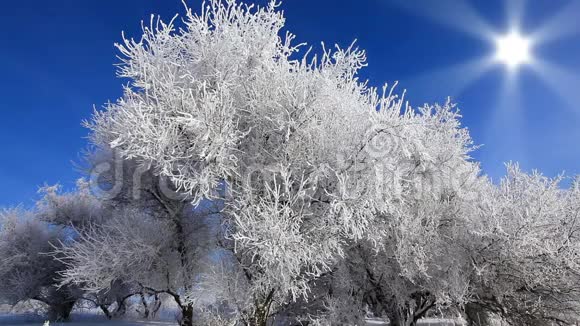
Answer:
(494, 31, 533, 69)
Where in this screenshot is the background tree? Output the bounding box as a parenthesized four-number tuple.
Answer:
(0, 208, 79, 321)
(465, 165, 580, 325)
(56, 147, 218, 326)
(36, 177, 142, 320)
(305, 101, 483, 326)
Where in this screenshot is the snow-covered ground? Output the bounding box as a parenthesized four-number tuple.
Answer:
(0, 314, 461, 326)
(0, 314, 177, 326)
(365, 317, 459, 325)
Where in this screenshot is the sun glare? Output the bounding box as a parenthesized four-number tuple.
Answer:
(494, 31, 533, 69)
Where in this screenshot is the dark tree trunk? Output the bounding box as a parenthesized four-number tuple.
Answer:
(464, 303, 492, 326)
(47, 300, 75, 321)
(386, 311, 415, 326)
(99, 304, 112, 320)
(140, 292, 150, 319)
(151, 293, 162, 318)
(114, 298, 127, 317)
(384, 292, 435, 326)
(169, 205, 196, 326)
(248, 306, 269, 326)
(180, 303, 194, 326)
(245, 289, 275, 326)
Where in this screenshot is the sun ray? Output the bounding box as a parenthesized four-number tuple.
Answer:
(484, 72, 528, 180)
(403, 57, 494, 101)
(505, 0, 527, 30)
(531, 59, 580, 117)
(531, 0, 580, 44)
(383, 0, 495, 40)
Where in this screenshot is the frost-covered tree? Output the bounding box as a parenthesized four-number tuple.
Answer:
(82, 0, 491, 325)
(464, 165, 580, 326)
(36, 178, 105, 229)
(0, 208, 79, 321)
(0, 181, 129, 321)
(35, 178, 140, 318)
(365, 106, 478, 326)
(56, 148, 217, 326)
(36, 178, 141, 320)
(305, 101, 483, 326)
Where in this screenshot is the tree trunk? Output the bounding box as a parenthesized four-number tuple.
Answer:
(180, 303, 194, 326)
(113, 297, 127, 318)
(386, 313, 416, 326)
(464, 303, 492, 326)
(140, 292, 150, 319)
(151, 293, 162, 318)
(248, 305, 269, 326)
(47, 300, 75, 321)
(384, 293, 434, 326)
(99, 304, 112, 319)
(245, 289, 275, 326)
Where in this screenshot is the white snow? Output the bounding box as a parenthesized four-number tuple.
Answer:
(0, 314, 178, 326)
(0, 314, 463, 326)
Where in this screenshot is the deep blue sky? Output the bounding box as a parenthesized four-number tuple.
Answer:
(0, 0, 579, 206)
